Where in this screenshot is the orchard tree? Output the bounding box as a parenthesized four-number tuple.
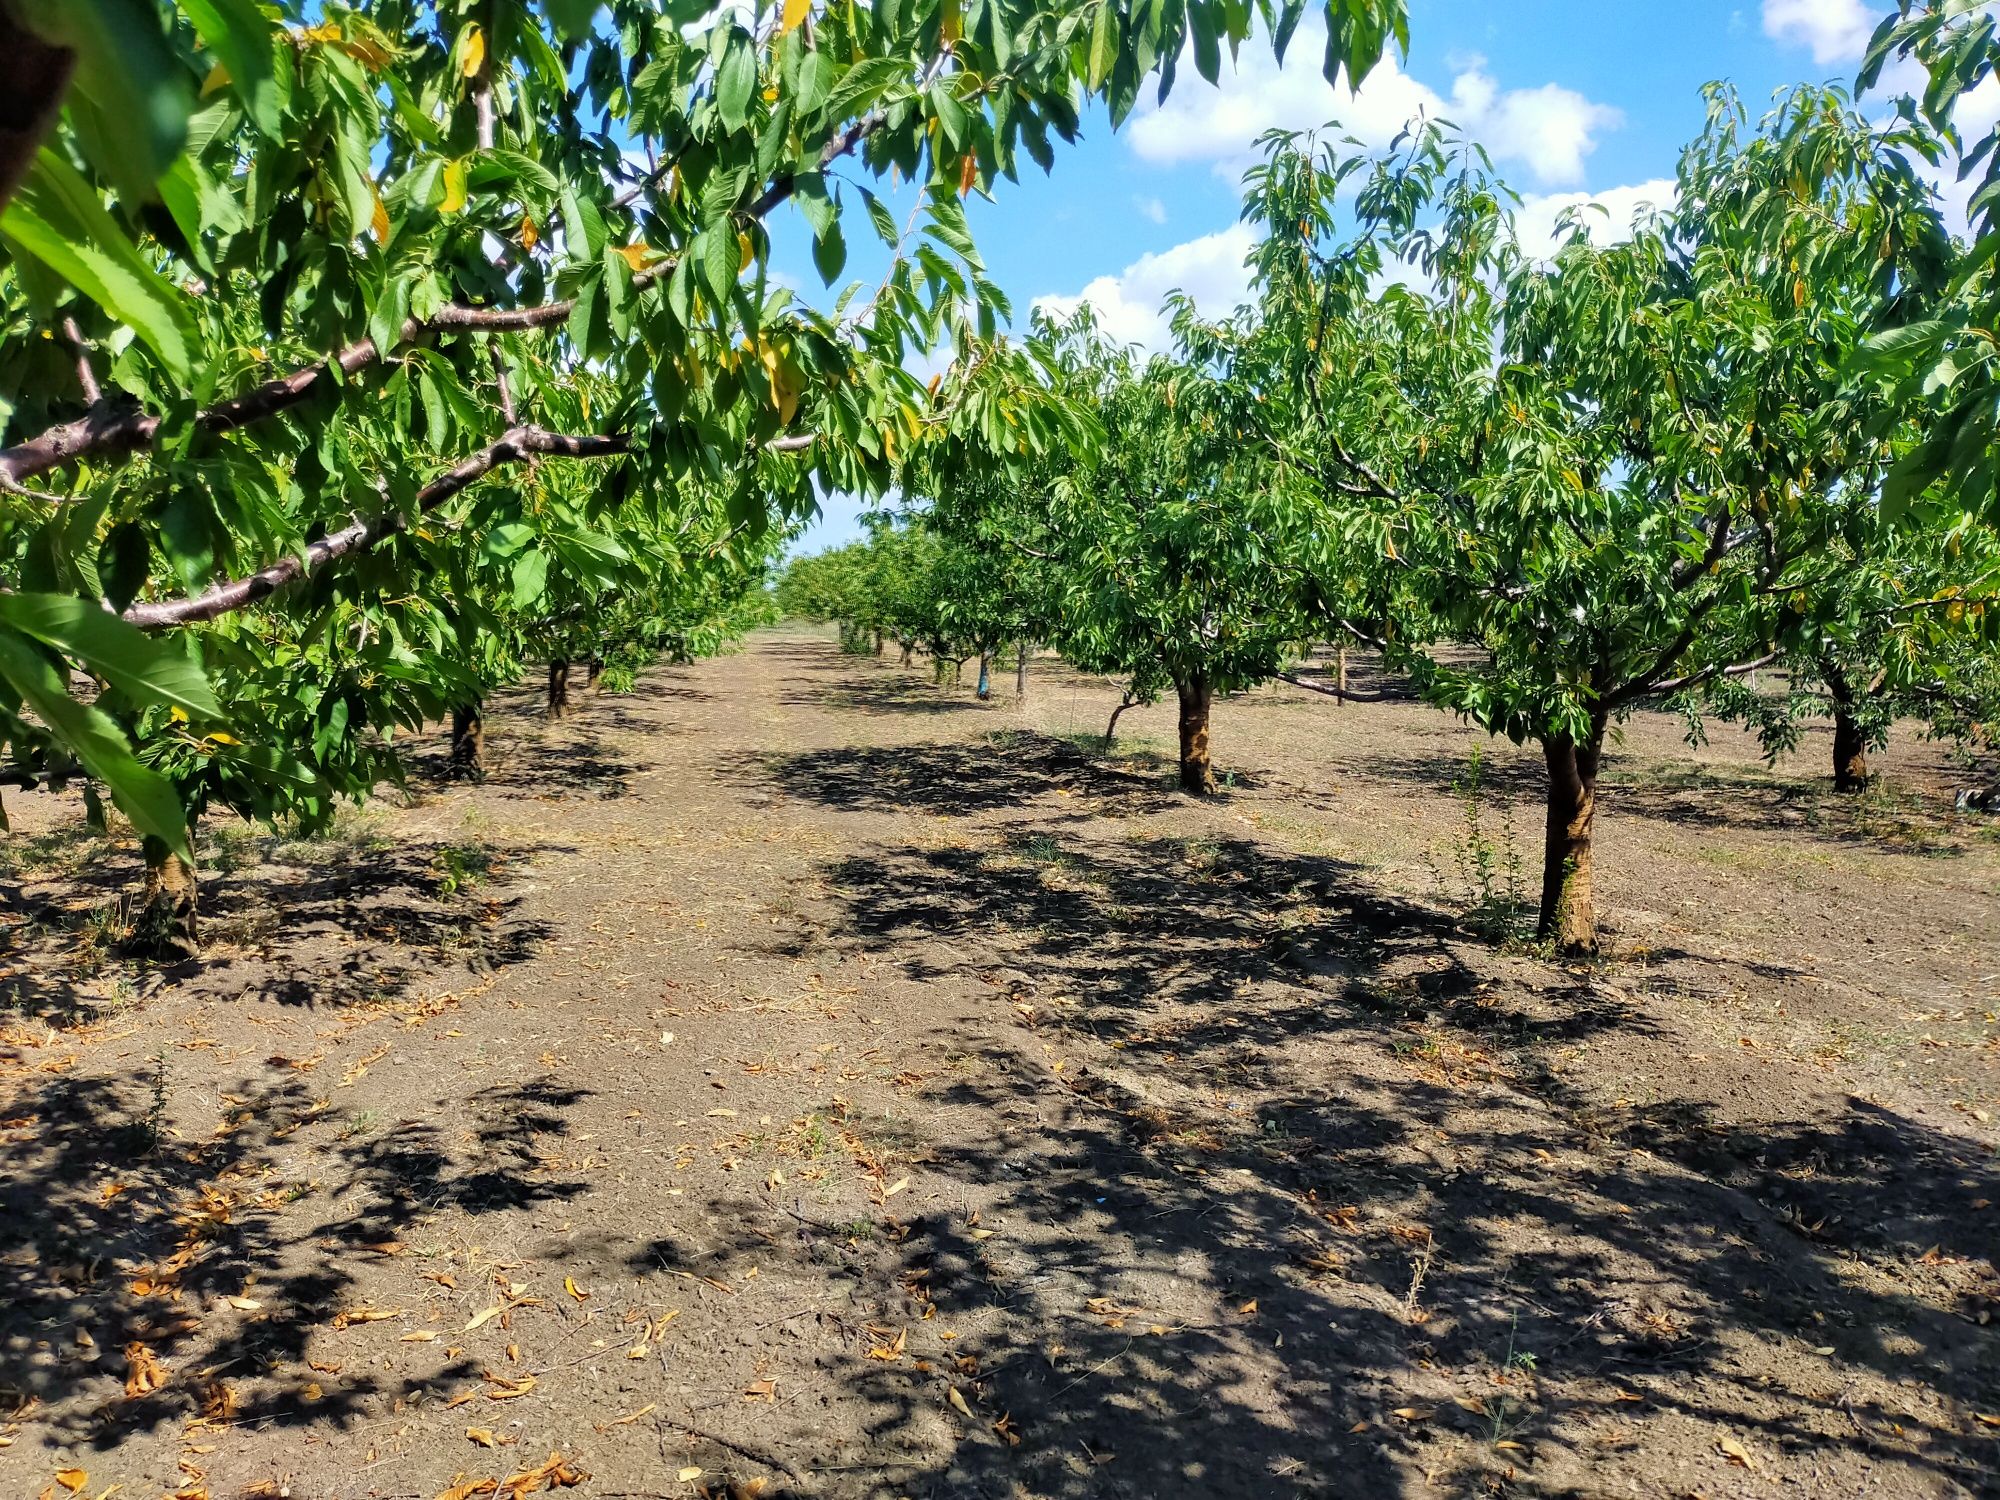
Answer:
(0, 0, 1410, 937)
(1235, 88, 1955, 954)
(1027, 313, 1319, 794)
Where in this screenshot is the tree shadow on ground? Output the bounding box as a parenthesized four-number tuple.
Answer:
(0, 827, 562, 1021)
(736, 731, 1180, 821)
(0, 1066, 590, 1454)
(1346, 744, 1983, 859)
(709, 731, 1998, 1496)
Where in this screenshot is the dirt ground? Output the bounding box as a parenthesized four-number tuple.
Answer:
(1, 628, 1996, 1500)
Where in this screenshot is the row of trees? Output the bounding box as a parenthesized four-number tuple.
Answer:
(783, 72, 2000, 958)
(0, 0, 1409, 950)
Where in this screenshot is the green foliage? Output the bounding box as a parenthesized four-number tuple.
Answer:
(0, 0, 1409, 860)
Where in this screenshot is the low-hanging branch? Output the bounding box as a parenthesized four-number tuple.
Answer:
(123, 426, 630, 630)
(0, 95, 897, 490)
(1273, 670, 1391, 704)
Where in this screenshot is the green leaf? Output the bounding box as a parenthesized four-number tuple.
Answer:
(0, 150, 197, 382)
(715, 32, 758, 131)
(0, 623, 193, 862)
(0, 594, 221, 720)
(179, 0, 286, 139)
(18, 0, 190, 201)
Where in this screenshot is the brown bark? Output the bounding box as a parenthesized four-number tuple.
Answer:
(1537, 721, 1605, 957)
(1103, 694, 1138, 750)
(586, 657, 605, 692)
(1336, 647, 1349, 704)
(1015, 641, 1029, 701)
(0, 6, 73, 214)
(450, 705, 485, 780)
(1823, 661, 1870, 792)
(130, 835, 198, 959)
(1176, 673, 1216, 796)
(899, 643, 913, 668)
(547, 659, 571, 719)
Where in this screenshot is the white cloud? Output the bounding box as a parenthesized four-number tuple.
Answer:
(1134, 194, 1169, 225)
(1124, 24, 1621, 187)
(1762, 0, 1880, 64)
(1032, 224, 1257, 352)
(1513, 178, 1679, 261)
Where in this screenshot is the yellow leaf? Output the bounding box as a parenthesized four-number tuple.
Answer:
(1391, 1406, 1434, 1422)
(614, 242, 654, 272)
(780, 0, 810, 34)
(440, 159, 468, 214)
(462, 1304, 506, 1333)
(677, 1467, 703, 1482)
(518, 214, 539, 251)
(466, 1427, 502, 1448)
(948, 1387, 973, 1418)
(371, 190, 390, 244)
(1718, 1434, 1756, 1469)
(484, 1373, 536, 1400)
(737, 231, 755, 272)
(200, 61, 232, 97)
(460, 23, 486, 78)
(169, 705, 189, 723)
(563, 1276, 588, 1302)
(401, 1330, 439, 1342)
(55, 1473, 87, 1495)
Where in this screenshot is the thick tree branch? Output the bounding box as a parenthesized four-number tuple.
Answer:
(1638, 651, 1781, 699)
(1274, 670, 1390, 704)
(123, 427, 630, 630)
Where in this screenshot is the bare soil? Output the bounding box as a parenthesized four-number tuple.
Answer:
(1, 629, 1995, 1500)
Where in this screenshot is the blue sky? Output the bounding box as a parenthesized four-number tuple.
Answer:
(781, 0, 1906, 553)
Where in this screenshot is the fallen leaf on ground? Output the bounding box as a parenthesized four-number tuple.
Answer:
(224, 1295, 262, 1312)
(1392, 1407, 1435, 1422)
(563, 1277, 588, 1302)
(402, 1331, 440, 1342)
(593, 1403, 655, 1432)
(498, 1451, 587, 1496)
(868, 1328, 907, 1361)
(743, 1378, 776, 1402)
(124, 1342, 167, 1398)
(484, 1373, 537, 1401)
(435, 1478, 498, 1500)
(332, 1306, 403, 1328)
(54, 1471, 87, 1495)
(676, 1467, 702, 1482)
(948, 1387, 973, 1418)
(466, 1428, 510, 1449)
(1719, 1434, 1756, 1469)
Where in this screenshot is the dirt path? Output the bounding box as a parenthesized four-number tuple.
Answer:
(2, 632, 1996, 1500)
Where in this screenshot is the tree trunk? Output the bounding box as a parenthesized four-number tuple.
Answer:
(1537, 721, 1605, 957)
(449, 704, 485, 780)
(1104, 695, 1137, 750)
(586, 657, 604, 693)
(932, 655, 949, 685)
(1176, 672, 1216, 796)
(873, 629, 884, 656)
(1015, 641, 1029, 701)
(899, 642, 913, 668)
(131, 835, 198, 959)
(975, 653, 992, 700)
(547, 658, 571, 719)
(1824, 660, 1869, 792)
(1336, 647, 1348, 704)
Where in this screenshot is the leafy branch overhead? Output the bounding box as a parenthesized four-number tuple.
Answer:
(0, 0, 1411, 847)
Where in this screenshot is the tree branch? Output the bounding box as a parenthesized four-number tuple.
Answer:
(123, 427, 630, 630)
(1, 99, 897, 489)
(1274, 670, 1390, 704)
